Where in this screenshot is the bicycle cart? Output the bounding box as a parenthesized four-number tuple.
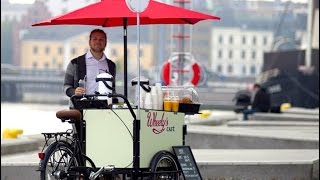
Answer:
(32, 1, 219, 179)
(37, 93, 201, 180)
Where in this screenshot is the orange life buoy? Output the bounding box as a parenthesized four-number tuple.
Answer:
(161, 59, 201, 86)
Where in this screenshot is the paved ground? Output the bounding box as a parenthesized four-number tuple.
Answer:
(228, 120, 319, 127)
(1, 107, 319, 179)
(1, 149, 319, 179)
(2, 149, 319, 166)
(187, 124, 319, 142)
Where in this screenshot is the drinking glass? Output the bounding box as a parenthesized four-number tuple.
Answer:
(171, 96, 180, 112)
(163, 95, 172, 111)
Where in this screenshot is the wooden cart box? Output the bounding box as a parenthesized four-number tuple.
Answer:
(84, 109, 184, 168)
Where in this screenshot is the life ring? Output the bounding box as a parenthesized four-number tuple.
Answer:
(161, 59, 201, 86)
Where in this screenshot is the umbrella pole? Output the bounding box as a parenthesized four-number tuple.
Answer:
(123, 18, 128, 98)
(133, 11, 141, 175)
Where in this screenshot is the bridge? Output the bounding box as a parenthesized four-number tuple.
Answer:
(1, 64, 64, 102)
(1, 64, 251, 107)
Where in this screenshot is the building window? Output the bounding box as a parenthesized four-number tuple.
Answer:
(241, 50, 246, 59)
(33, 46, 38, 54)
(251, 51, 256, 59)
(58, 63, 63, 70)
(58, 47, 63, 55)
(242, 36, 246, 44)
(219, 35, 223, 44)
(263, 37, 268, 45)
(227, 65, 233, 73)
(217, 65, 222, 73)
(52, 57, 57, 65)
(33, 62, 38, 68)
(228, 50, 233, 59)
(242, 66, 246, 75)
(252, 36, 256, 45)
(218, 50, 223, 58)
(71, 48, 76, 55)
(229, 36, 233, 44)
(44, 62, 49, 69)
(250, 66, 256, 75)
(139, 49, 144, 57)
(45, 47, 50, 54)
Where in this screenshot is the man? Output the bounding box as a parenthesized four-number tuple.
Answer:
(242, 83, 271, 120)
(63, 29, 116, 140)
(64, 29, 116, 99)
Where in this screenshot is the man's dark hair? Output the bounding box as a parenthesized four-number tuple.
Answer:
(253, 83, 261, 89)
(89, 29, 107, 40)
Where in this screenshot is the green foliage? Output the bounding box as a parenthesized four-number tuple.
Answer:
(1, 21, 13, 64)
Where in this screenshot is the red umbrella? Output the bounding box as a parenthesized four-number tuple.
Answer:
(32, 0, 220, 97)
(33, 0, 219, 26)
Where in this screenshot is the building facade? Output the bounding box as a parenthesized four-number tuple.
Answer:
(20, 32, 154, 73)
(1, 1, 32, 22)
(211, 27, 274, 77)
(45, 0, 99, 16)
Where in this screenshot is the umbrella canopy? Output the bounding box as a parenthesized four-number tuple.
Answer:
(32, 0, 220, 97)
(33, 0, 219, 27)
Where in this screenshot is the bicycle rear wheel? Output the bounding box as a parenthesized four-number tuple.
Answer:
(39, 142, 80, 180)
(150, 151, 181, 180)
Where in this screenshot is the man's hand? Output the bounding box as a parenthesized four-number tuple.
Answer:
(75, 87, 85, 95)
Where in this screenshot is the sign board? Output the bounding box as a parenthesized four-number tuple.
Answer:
(172, 146, 202, 180)
(125, 0, 150, 13)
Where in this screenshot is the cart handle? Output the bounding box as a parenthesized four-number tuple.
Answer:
(71, 93, 136, 120)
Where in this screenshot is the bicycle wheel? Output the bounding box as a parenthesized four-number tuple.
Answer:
(150, 151, 181, 180)
(39, 141, 80, 180)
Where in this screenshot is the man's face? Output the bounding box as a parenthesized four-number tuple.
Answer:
(89, 32, 106, 53)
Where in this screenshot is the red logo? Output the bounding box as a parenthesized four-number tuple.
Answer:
(147, 112, 169, 134)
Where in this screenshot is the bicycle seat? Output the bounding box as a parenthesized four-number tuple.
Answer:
(56, 109, 82, 121)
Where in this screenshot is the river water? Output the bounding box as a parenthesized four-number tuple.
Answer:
(1, 103, 73, 136)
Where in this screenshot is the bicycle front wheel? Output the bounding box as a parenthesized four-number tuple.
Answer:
(39, 142, 80, 180)
(150, 151, 181, 180)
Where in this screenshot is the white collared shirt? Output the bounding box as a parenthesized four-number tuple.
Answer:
(85, 50, 109, 94)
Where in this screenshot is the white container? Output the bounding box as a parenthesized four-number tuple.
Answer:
(152, 95, 158, 110)
(155, 83, 163, 110)
(131, 76, 150, 108)
(151, 86, 158, 110)
(144, 92, 152, 109)
(96, 73, 113, 105)
(139, 95, 144, 109)
(135, 85, 146, 107)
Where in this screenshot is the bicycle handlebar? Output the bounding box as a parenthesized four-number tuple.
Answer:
(71, 93, 136, 120)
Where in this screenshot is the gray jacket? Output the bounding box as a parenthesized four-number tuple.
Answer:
(63, 54, 116, 97)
